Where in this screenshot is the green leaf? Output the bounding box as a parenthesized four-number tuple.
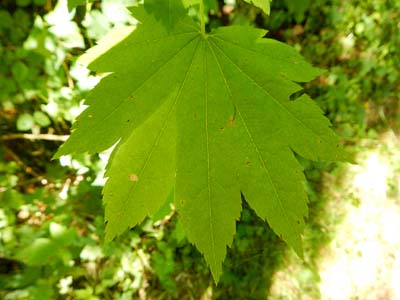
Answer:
(243, 0, 272, 15)
(55, 3, 344, 282)
(67, 0, 86, 10)
(285, 0, 310, 22)
(33, 111, 51, 127)
(17, 113, 34, 131)
(152, 190, 174, 222)
(12, 62, 29, 83)
(144, 0, 186, 28)
(16, 0, 31, 7)
(16, 238, 59, 266)
(66, 0, 96, 10)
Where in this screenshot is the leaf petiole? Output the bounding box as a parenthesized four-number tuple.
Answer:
(199, 0, 206, 37)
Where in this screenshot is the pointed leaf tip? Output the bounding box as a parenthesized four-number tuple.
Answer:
(243, 0, 272, 15)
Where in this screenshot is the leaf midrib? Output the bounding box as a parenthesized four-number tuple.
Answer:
(202, 40, 218, 271)
(118, 37, 202, 222)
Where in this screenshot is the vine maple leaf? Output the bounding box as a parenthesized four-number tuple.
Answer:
(55, 1, 345, 282)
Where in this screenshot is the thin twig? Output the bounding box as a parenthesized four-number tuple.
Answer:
(63, 61, 75, 89)
(2, 133, 69, 142)
(3, 146, 41, 178)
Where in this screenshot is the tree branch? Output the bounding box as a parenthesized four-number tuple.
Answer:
(2, 133, 69, 142)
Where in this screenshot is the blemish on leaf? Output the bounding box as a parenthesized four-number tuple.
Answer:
(129, 174, 139, 182)
(227, 115, 236, 127)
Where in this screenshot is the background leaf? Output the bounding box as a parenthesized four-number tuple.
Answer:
(243, 0, 272, 15)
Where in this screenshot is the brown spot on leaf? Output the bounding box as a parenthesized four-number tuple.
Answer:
(129, 174, 139, 182)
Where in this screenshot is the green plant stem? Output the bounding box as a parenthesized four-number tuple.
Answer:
(199, 0, 206, 36)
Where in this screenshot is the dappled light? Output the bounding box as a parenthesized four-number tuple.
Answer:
(268, 133, 400, 300)
(319, 134, 400, 300)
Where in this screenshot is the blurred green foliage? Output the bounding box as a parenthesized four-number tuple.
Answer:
(0, 0, 399, 299)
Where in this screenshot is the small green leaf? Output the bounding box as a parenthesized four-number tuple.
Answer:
(285, 0, 310, 22)
(0, 10, 13, 29)
(144, 0, 186, 28)
(33, 111, 51, 127)
(12, 62, 29, 83)
(16, 0, 31, 7)
(34, 0, 48, 5)
(67, 0, 86, 10)
(243, 0, 272, 15)
(17, 113, 34, 131)
(17, 238, 59, 266)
